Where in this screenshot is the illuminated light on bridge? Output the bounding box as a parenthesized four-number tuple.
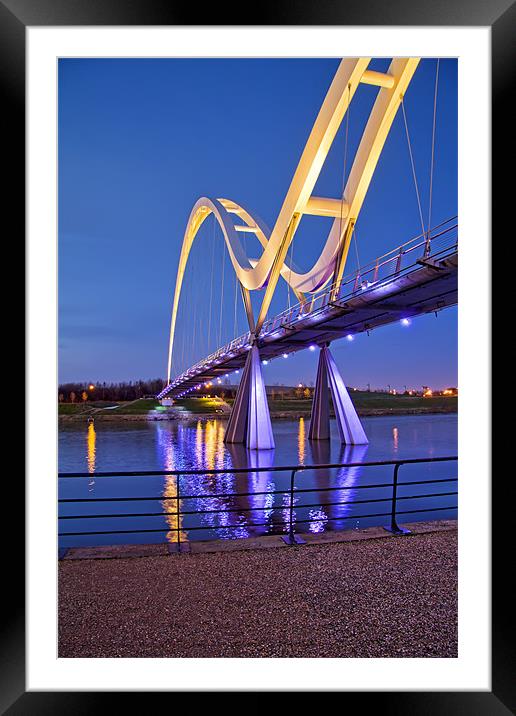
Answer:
(159, 56, 457, 450)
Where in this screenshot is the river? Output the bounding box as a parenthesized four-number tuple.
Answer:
(58, 413, 458, 547)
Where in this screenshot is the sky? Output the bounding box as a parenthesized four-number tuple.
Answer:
(58, 57, 457, 391)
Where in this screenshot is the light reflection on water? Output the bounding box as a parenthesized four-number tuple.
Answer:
(58, 414, 457, 547)
(86, 421, 96, 492)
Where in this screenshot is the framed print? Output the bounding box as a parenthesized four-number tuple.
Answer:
(3, 0, 511, 709)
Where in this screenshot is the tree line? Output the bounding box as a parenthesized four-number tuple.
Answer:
(58, 379, 165, 403)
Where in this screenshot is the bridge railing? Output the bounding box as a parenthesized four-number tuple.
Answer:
(261, 217, 458, 335)
(58, 455, 457, 549)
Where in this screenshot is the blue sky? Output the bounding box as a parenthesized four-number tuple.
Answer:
(58, 57, 457, 391)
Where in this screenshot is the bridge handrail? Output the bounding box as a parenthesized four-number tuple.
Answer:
(261, 219, 457, 333)
(58, 454, 457, 478)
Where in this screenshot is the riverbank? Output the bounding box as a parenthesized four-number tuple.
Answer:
(59, 521, 457, 658)
(59, 395, 458, 422)
(59, 407, 458, 422)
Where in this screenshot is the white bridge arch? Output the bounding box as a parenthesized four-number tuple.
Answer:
(166, 57, 420, 385)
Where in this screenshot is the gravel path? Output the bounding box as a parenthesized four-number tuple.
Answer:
(59, 530, 457, 658)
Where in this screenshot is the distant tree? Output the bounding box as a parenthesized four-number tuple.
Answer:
(82, 391, 88, 402)
(58, 393, 64, 403)
(303, 388, 311, 399)
(58, 378, 167, 403)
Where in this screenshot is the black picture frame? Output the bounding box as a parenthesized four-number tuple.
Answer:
(4, 0, 509, 709)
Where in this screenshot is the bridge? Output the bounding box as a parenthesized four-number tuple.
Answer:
(158, 58, 458, 450)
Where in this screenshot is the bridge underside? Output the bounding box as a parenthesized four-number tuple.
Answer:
(159, 248, 458, 400)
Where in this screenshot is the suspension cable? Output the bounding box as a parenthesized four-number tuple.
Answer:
(352, 224, 361, 271)
(233, 271, 238, 338)
(180, 250, 192, 375)
(191, 255, 198, 362)
(218, 234, 226, 346)
(287, 233, 294, 310)
(401, 97, 426, 238)
(180, 294, 186, 374)
(427, 59, 440, 235)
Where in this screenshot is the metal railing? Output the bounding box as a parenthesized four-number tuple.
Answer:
(260, 217, 458, 335)
(58, 455, 457, 549)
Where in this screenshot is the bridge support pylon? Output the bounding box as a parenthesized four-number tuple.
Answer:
(224, 344, 275, 450)
(308, 344, 368, 445)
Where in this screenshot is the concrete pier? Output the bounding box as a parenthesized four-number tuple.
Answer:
(224, 344, 275, 450)
(309, 345, 368, 444)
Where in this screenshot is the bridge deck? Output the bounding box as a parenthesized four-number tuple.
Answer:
(159, 223, 457, 400)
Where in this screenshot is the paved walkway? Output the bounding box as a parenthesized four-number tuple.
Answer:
(59, 524, 457, 658)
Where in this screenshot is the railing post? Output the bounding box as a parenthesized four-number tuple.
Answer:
(177, 473, 181, 550)
(288, 469, 295, 540)
(423, 230, 432, 258)
(282, 469, 305, 545)
(384, 463, 411, 535)
(395, 247, 403, 273)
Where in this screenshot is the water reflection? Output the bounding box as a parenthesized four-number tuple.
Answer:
(298, 417, 306, 464)
(393, 426, 399, 451)
(227, 444, 276, 538)
(333, 444, 369, 529)
(307, 441, 369, 532)
(86, 421, 96, 492)
(156, 423, 186, 544)
(156, 419, 373, 539)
